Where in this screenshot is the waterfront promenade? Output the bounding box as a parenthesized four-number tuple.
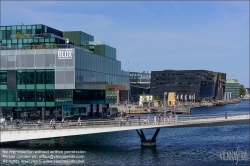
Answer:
(111, 98, 243, 114)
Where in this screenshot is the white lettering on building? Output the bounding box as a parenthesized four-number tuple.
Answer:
(58, 49, 73, 59)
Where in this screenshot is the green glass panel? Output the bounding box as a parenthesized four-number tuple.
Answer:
(39, 38, 44, 43)
(2, 40, 6, 44)
(46, 102, 54, 106)
(17, 85, 25, 89)
(50, 38, 55, 42)
(7, 40, 11, 44)
(27, 25, 31, 29)
(0, 102, 7, 106)
(32, 25, 36, 29)
(26, 84, 35, 89)
(37, 102, 46, 107)
(0, 85, 7, 89)
(37, 84, 45, 89)
(45, 38, 49, 43)
(28, 39, 33, 43)
(12, 39, 17, 43)
(17, 102, 25, 106)
(34, 39, 38, 43)
(23, 39, 28, 43)
(7, 102, 16, 106)
(17, 26, 21, 30)
(46, 84, 54, 89)
(26, 102, 35, 106)
(37, 25, 42, 29)
(0, 27, 6, 30)
(7, 27, 11, 30)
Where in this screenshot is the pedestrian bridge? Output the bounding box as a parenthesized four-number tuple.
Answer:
(0, 113, 249, 145)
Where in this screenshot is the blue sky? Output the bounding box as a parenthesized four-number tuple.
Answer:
(1, 1, 249, 87)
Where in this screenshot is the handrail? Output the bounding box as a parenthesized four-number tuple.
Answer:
(1, 113, 249, 132)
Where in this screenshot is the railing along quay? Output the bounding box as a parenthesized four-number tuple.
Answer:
(0, 113, 249, 133)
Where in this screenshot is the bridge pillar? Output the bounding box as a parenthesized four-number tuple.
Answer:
(136, 128, 160, 147)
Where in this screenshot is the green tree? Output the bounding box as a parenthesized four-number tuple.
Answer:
(142, 91, 147, 101)
(239, 84, 246, 96)
(154, 94, 161, 100)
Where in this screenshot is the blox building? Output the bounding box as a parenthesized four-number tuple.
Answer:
(0, 24, 130, 120)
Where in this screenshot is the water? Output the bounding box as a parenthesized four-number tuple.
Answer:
(1, 101, 249, 166)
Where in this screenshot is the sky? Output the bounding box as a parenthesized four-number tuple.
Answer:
(1, 1, 249, 87)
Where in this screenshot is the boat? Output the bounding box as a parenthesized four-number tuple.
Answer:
(216, 100, 225, 106)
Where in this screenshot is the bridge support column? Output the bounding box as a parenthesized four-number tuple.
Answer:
(136, 128, 160, 147)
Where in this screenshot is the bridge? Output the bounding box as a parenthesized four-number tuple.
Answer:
(1, 113, 249, 146)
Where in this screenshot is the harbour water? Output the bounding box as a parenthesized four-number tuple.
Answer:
(1, 101, 249, 166)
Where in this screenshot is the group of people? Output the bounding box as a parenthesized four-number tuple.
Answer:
(136, 113, 172, 125)
(118, 116, 131, 126)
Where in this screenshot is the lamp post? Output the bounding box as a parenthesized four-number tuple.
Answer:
(164, 92, 167, 119)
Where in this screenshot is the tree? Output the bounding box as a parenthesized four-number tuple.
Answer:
(154, 94, 161, 100)
(239, 84, 246, 96)
(142, 91, 147, 101)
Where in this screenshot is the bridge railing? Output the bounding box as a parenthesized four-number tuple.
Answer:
(1, 113, 249, 131)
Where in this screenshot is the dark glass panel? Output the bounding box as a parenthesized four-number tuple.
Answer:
(25, 90, 35, 102)
(17, 70, 26, 85)
(36, 90, 45, 102)
(7, 90, 16, 102)
(26, 70, 35, 84)
(17, 90, 26, 102)
(0, 90, 7, 102)
(36, 70, 45, 84)
(45, 70, 54, 84)
(0, 71, 7, 85)
(46, 90, 54, 102)
(73, 90, 105, 104)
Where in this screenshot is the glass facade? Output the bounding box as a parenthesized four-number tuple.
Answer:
(225, 79, 240, 98)
(0, 24, 130, 120)
(0, 24, 70, 50)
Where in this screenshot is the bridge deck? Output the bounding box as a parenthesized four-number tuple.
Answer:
(1, 113, 249, 143)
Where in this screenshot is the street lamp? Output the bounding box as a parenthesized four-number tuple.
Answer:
(164, 92, 168, 119)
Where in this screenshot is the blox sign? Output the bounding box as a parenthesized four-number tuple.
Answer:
(58, 49, 73, 59)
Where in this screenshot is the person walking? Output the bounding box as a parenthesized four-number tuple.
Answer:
(154, 115, 157, 125)
(37, 119, 41, 128)
(53, 119, 56, 129)
(225, 112, 227, 120)
(138, 115, 140, 125)
(50, 119, 53, 128)
(10, 117, 13, 124)
(78, 116, 81, 126)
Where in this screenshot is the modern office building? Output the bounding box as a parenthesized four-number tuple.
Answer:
(150, 70, 226, 102)
(120, 71, 151, 102)
(225, 78, 240, 98)
(0, 24, 130, 120)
